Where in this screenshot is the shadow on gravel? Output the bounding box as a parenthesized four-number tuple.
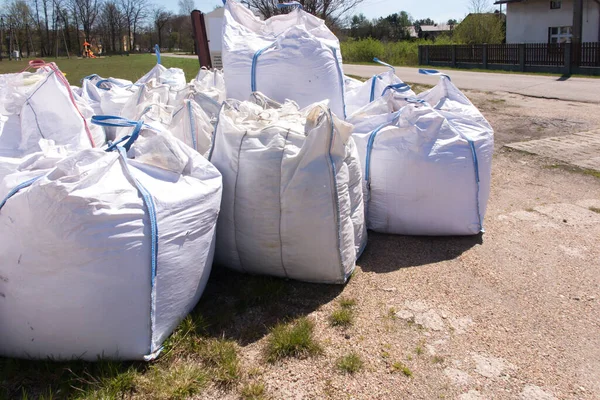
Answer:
(358, 231, 483, 273)
(196, 268, 343, 346)
(557, 74, 571, 81)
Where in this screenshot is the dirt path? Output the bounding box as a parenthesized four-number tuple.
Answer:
(196, 92, 600, 400)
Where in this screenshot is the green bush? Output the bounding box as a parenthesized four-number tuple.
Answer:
(341, 36, 457, 66)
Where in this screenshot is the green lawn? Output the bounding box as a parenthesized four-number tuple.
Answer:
(0, 54, 202, 86)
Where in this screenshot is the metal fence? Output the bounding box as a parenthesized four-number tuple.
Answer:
(419, 42, 600, 75)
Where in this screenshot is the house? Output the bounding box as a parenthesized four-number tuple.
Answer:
(419, 24, 453, 40)
(494, 0, 600, 43)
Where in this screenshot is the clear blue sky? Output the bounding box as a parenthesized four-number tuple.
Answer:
(177, 0, 501, 24)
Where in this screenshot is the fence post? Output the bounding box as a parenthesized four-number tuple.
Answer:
(564, 42, 572, 75)
(483, 44, 488, 69)
(452, 45, 457, 67)
(418, 46, 422, 65)
(519, 43, 526, 71)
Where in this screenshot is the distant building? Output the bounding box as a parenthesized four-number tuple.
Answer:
(205, 7, 224, 68)
(494, 0, 600, 43)
(419, 24, 453, 40)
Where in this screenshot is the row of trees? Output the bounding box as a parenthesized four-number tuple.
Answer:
(348, 13, 460, 41)
(0, 0, 199, 58)
(347, 0, 504, 44)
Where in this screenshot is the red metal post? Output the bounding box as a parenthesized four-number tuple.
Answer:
(191, 10, 212, 69)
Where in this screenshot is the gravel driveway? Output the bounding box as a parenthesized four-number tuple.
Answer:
(196, 90, 600, 400)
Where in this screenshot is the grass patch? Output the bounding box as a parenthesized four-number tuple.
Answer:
(265, 317, 322, 363)
(135, 362, 208, 400)
(415, 345, 424, 355)
(198, 338, 240, 386)
(330, 308, 353, 327)
(386, 307, 397, 320)
(0, 54, 202, 85)
(241, 382, 266, 400)
(336, 353, 363, 374)
(589, 207, 600, 214)
(545, 163, 600, 179)
(339, 297, 357, 309)
(392, 362, 413, 377)
(432, 355, 445, 364)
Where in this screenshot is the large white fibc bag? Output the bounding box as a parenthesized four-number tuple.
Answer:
(194, 68, 226, 103)
(351, 70, 493, 236)
(0, 61, 100, 156)
(135, 46, 186, 90)
(170, 99, 214, 157)
(345, 58, 415, 117)
(0, 117, 223, 360)
(222, 0, 347, 118)
(209, 93, 366, 284)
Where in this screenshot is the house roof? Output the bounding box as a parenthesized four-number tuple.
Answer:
(493, 0, 522, 4)
(420, 24, 452, 32)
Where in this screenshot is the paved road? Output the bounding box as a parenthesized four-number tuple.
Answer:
(344, 64, 600, 104)
(162, 54, 600, 104)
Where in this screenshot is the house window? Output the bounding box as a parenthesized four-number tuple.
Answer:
(548, 26, 572, 43)
(550, 1, 561, 9)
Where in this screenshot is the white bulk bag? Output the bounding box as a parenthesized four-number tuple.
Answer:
(194, 68, 226, 103)
(80, 74, 137, 117)
(170, 99, 214, 157)
(0, 62, 100, 155)
(350, 72, 493, 235)
(345, 58, 415, 117)
(135, 46, 186, 90)
(209, 93, 366, 284)
(222, 0, 347, 118)
(0, 117, 223, 360)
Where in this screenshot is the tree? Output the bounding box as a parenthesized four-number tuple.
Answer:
(99, 1, 124, 52)
(243, 0, 365, 25)
(350, 13, 372, 39)
(447, 18, 458, 27)
(73, 0, 99, 41)
(120, 0, 149, 51)
(468, 0, 492, 13)
(153, 7, 171, 49)
(414, 18, 434, 27)
(178, 0, 195, 15)
(453, 13, 504, 44)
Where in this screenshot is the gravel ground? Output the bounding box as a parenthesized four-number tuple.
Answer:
(197, 91, 600, 400)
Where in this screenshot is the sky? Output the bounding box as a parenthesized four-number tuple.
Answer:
(178, 0, 500, 24)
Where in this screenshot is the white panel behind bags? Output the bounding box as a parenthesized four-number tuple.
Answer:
(0, 127, 222, 360)
(222, 0, 347, 118)
(209, 94, 366, 284)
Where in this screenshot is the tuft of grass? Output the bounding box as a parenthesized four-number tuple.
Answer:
(161, 313, 209, 359)
(336, 353, 363, 374)
(265, 317, 322, 363)
(135, 363, 208, 400)
(589, 207, 600, 214)
(241, 381, 266, 400)
(392, 362, 413, 377)
(415, 345, 424, 355)
(432, 355, 445, 364)
(386, 307, 397, 320)
(198, 338, 240, 386)
(339, 297, 357, 309)
(330, 308, 353, 327)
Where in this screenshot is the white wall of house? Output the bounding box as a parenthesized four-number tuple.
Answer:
(506, 0, 600, 43)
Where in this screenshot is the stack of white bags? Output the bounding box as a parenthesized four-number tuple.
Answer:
(0, 0, 493, 361)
